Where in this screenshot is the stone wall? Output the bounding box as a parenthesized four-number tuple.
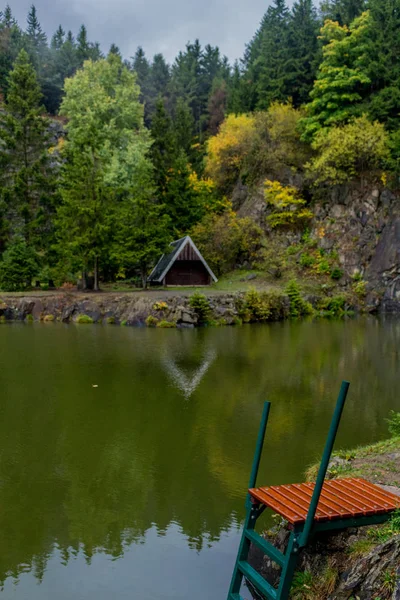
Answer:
(0, 292, 245, 327)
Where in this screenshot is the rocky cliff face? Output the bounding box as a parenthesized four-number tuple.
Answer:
(235, 180, 400, 312)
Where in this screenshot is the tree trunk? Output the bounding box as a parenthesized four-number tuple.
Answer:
(94, 257, 99, 291)
(141, 269, 147, 290)
(82, 269, 87, 290)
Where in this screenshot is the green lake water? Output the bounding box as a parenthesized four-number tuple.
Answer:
(0, 317, 399, 599)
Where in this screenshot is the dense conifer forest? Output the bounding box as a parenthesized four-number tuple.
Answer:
(0, 0, 399, 291)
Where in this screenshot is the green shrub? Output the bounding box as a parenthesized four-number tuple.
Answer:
(331, 267, 343, 280)
(25, 314, 34, 322)
(299, 253, 315, 267)
(0, 315, 6, 324)
(0, 237, 37, 291)
(189, 292, 211, 323)
(233, 316, 243, 326)
(76, 314, 94, 324)
(319, 295, 347, 316)
(145, 315, 159, 327)
(121, 320, 128, 327)
(316, 258, 331, 274)
(43, 314, 55, 322)
(243, 289, 271, 321)
(285, 280, 313, 317)
(237, 289, 287, 322)
(106, 317, 115, 324)
(352, 280, 367, 298)
(156, 320, 176, 328)
(386, 411, 400, 437)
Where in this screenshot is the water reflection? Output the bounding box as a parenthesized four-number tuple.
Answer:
(161, 345, 217, 399)
(0, 317, 398, 598)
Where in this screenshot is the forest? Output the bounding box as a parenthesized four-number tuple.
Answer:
(0, 0, 399, 291)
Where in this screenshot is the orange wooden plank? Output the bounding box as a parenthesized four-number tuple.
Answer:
(249, 478, 399, 525)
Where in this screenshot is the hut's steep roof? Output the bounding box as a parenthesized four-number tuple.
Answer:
(148, 236, 217, 283)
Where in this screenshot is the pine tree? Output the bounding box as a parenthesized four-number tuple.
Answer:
(150, 97, 177, 195)
(0, 6, 23, 96)
(132, 46, 151, 122)
(174, 98, 195, 159)
(77, 25, 90, 64)
(164, 150, 204, 235)
(366, 0, 400, 129)
(286, 0, 320, 106)
(26, 5, 47, 51)
(227, 61, 248, 113)
(320, 0, 366, 25)
(0, 49, 55, 253)
(256, 0, 291, 108)
(51, 25, 65, 50)
(108, 43, 121, 57)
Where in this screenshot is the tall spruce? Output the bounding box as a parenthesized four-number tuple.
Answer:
(320, 0, 366, 25)
(0, 49, 55, 254)
(150, 97, 177, 195)
(286, 0, 320, 106)
(256, 0, 291, 108)
(366, 0, 400, 129)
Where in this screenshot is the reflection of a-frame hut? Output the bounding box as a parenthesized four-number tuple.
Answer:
(148, 236, 218, 287)
(161, 348, 217, 399)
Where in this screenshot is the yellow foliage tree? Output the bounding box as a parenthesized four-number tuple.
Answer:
(190, 208, 263, 275)
(205, 114, 256, 189)
(264, 180, 313, 228)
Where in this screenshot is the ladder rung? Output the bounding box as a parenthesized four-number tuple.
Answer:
(245, 529, 285, 567)
(238, 561, 277, 600)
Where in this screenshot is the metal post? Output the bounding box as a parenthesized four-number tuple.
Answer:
(299, 381, 350, 547)
(248, 401, 271, 491)
(228, 401, 271, 599)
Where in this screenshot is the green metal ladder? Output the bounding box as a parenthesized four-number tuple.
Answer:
(227, 381, 356, 600)
(227, 380, 398, 599)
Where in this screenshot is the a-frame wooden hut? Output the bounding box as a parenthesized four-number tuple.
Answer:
(148, 236, 218, 286)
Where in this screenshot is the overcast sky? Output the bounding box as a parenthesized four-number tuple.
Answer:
(11, 0, 270, 63)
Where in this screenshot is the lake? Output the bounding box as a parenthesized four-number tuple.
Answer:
(0, 317, 399, 599)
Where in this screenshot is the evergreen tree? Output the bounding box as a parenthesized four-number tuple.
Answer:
(0, 6, 23, 96)
(0, 236, 38, 291)
(132, 46, 151, 122)
(150, 97, 177, 195)
(366, 0, 400, 129)
(320, 0, 366, 25)
(301, 12, 372, 140)
(170, 40, 204, 136)
(108, 43, 121, 57)
(174, 98, 195, 159)
(151, 53, 170, 96)
(164, 150, 205, 235)
(286, 0, 320, 106)
(227, 61, 249, 113)
(51, 25, 65, 50)
(26, 4, 47, 50)
(77, 25, 90, 64)
(256, 0, 291, 108)
(0, 50, 55, 253)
